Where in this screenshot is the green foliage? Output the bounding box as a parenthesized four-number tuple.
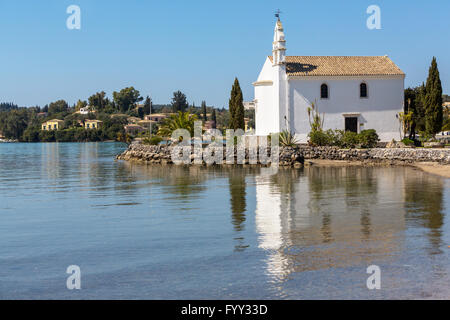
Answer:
(171, 91, 188, 113)
(88, 91, 109, 112)
(401, 138, 415, 146)
(309, 129, 379, 149)
(358, 129, 380, 148)
(0, 102, 18, 111)
(308, 129, 334, 147)
(279, 130, 299, 147)
(229, 78, 244, 130)
(22, 125, 41, 142)
(75, 99, 87, 111)
(340, 131, 359, 148)
(143, 135, 163, 145)
(424, 57, 443, 136)
(307, 102, 324, 132)
(211, 108, 217, 129)
(143, 96, 153, 115)
(0, 107, 38, 140)
(38, 128, 107, 142)
(201, 101, 207, 122)
(113, 87, 143, 112)
(157, 111, 198, 137)
(443, 118, 450, 131)
(48, 100, 69, 115)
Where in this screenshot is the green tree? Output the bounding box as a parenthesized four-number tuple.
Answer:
(211, 108, 217, 129)
(75, 99, 87, 111)
(404, 86, 426, 138)
(171, 91, 188, 113)
(143, 96, 153, 115)
(201, 101, 207, 122)
(424, 57, 443, 137)
(229, 78, 244, 130)
(88, 91, 108, 112)
(157, 111, 198, 137)
(48, 100, 69, 115)
(113, 87, 143, 112)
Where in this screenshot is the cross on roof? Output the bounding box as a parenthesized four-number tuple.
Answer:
(275, 9, 282, 20)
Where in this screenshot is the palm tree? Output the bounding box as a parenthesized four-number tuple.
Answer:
(157, 111, 198, 137)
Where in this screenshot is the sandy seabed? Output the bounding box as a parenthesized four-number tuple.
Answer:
(308, 159, 450, 179)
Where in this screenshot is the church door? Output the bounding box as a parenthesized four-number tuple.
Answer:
(345, 117, 358, 133)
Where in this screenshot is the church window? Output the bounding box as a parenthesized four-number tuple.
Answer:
(320, 84, 329, 99)
(360, 83, 368, 98)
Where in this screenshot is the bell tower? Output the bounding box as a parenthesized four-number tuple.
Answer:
(272, 12, 286, 66)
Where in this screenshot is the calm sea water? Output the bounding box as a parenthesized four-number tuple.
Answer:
(0, 142, 449, 299)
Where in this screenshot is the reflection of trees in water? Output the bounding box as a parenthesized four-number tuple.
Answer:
(306, 166, 378, 242)
(404, 171, 444, 255)
(119, 163, 209, 200)
(228, 169, 246, 231)
(268, 168, 301, 195)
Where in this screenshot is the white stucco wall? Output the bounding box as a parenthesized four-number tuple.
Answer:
(288, 76, 405, 142)
(255, 58, 279, 135)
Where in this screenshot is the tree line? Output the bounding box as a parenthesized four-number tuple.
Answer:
(0, 81, 251, 142)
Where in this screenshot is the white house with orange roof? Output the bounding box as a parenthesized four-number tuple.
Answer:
(253, 17, 405, 142)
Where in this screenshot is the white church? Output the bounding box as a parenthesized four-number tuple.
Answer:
(253, 17, 405, 142)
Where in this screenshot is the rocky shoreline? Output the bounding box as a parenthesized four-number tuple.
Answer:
(116, 143, 450, 166)
(116, 143, 305, 167)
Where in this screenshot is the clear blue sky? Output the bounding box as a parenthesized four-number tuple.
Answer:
(0, 0, 449, 108)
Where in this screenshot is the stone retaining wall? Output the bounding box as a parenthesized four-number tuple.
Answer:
(299, 146, 450, 164)
(116, 143, 304, 167)
(116, 144, 450, 166)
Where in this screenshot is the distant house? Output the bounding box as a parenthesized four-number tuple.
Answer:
(443, 102, 450, 115)
(203, 120, 215, 130)
(124, 124, 145, 135)
(244, 101, 256, 110)
(84, 120, 102, 129)
(41, 119, 64, 131)
(244, 118, 253, 132)
(78, 106, 94, 115)
(137, 120, 156, 128)
(127, 117, 142, 124)
(144, 113, 168, 122)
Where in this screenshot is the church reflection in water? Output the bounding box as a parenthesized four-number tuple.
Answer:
(117, 159, 446, 289)
(253, 166, 445, 282)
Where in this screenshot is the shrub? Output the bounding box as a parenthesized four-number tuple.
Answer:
(340, 131, 359, 148)
(358, 129, 379, 148)
(308, 128, 380, 148)
(309, 129, 332, 146)
(279, 130, 299, 147)
(143, 135, 163, 145)
(401, 138, 415, 146)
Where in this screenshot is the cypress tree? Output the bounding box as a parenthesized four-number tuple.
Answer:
(424, 57, 443, 137)
(143, 96, 153, 115)
(201, 101, 207, 122)
(211, 108, 217, 129)
(229, 77, 245, 130)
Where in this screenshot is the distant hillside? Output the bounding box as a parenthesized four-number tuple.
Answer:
(0, 102, 18, 111)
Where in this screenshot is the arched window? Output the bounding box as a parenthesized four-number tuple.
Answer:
(360, 83, 368, 98)
(320, 84, 328, 99)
